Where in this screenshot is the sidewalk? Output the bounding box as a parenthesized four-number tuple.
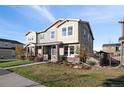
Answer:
(0, 62, 46, 87)
(3, 61, 47, 70)
(0, 69, 45, 87)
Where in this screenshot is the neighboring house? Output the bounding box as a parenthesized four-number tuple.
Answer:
(102, 43, 120, 56)
(25, 19, 94, 62)
(0, 38, 23, 59)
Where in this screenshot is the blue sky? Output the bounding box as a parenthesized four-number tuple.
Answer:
(0, 5, 124, 51)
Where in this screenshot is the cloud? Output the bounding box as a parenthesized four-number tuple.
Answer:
(72, 6, 124, 23)
(31, 5, 56, 22)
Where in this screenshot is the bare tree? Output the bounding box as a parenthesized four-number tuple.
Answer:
(75, 46, 88, 63)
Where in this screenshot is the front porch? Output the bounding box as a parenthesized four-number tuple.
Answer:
(36, 43, 80, 63)
(26, 42, 80, 63)
(36, 42, 61, 62)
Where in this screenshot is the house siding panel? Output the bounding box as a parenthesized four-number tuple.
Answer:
(57, 21, 79, 44)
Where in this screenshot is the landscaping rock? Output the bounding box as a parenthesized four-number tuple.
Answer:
(73, 65, 79, 69)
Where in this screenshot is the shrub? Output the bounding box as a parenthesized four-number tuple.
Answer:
(27, 55, 35, 61)
(87, 61, 96, 66)
(75, 46, 89, 63)
(34, 56, 43, 62)
(63, 60, 70, 66)
(59, 55, 65, 62)
(20, 55, 26, 60)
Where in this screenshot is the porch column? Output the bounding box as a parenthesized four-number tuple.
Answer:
(56, 44, 59, 62)
(26, 47, 28, 57)
(41, 46, 44, 58)
(119, 20, 124, 65)
(35, 46, 37, 56)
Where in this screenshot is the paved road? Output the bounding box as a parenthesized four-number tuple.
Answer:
(0, 69, 45, 87)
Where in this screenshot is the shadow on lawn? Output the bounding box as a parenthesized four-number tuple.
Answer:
(102, 75, 124, 87)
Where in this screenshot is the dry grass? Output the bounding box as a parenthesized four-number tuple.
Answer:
(12, 64, 124, 87)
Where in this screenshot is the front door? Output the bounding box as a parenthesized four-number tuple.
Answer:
(48, 46, 51, 60)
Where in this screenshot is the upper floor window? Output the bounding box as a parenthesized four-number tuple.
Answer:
(62, 27, 66, 36)
(28, 36, 33, 41)
(40, 34, 44, 39)
(28, 38, 30, 41)
(68, 26, 73, 35)
(88, 34, 90, 42)
(51, 31, 55, 39)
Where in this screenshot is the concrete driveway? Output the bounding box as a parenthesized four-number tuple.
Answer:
(0, 69, 45, 87)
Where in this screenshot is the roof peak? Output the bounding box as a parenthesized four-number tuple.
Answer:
(103, 43, 120, 47)
(0, 38, 23, 44)
(57, 18, 81, 21)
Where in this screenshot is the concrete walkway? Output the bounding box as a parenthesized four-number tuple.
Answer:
(3, 62, 47, 70)
(0, 69, 45, 87)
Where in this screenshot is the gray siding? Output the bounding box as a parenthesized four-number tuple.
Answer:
(79, 22, 93, 53)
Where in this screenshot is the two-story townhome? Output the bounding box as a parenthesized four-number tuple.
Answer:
(25, 19, 94, 62)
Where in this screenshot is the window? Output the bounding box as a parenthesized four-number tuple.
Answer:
(51, 31, 55, 39)
(68, 26, 73, 35)
(64, 46, 74, 56)
(62, 27, 66, 36)
(64, 46, 68, 56)
(83, 29, 86, 44)
(88, 34, 90, 42)
(116, 46, 120, 51)
(70, 46, 74, 55)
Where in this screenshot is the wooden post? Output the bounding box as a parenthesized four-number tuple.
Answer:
(119, 20, 124, 66)
(56, 44, 59, 62)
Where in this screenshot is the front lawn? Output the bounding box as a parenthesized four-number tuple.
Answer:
(0, 60, 32, 68)
(12, 64, 124, 87)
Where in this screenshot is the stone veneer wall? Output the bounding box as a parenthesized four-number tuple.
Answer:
(67, 57, 80, 63)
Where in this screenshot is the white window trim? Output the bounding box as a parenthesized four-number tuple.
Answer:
(62, 27, 67, 36)
(68, 46, 75, 57)
(40, 34, 45, 39)
(68, 26, 73, 36)
(61, 25, 74, 37)
(64, 45, 75, 57)
(50, 31, 55, 39)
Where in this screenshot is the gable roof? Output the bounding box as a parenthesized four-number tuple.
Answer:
(103, 43, 120, 47)
(80, 21, 94, 40)
(0, 38, 23, 44)
(37, 19, 94, 40)
(37, 19, 64, 34)
(25, 32, 31, 36)
(37, 19, 81, 34)
(25, 31, 37, 36)
(86, 22, 94, 40)
(57, 19, 81, 28)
